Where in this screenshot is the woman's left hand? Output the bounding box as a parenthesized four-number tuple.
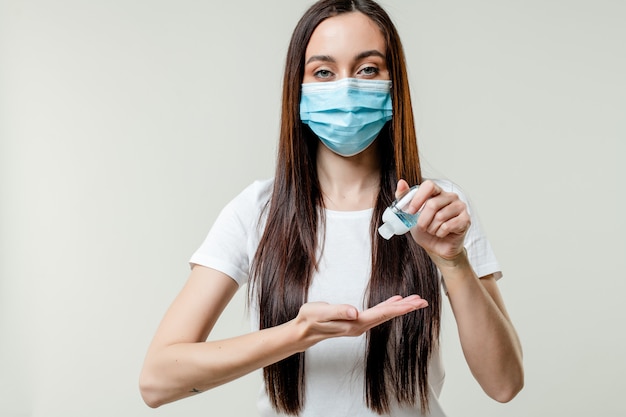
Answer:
(396, 179, 471, 262)
(397, 180, 524, 402)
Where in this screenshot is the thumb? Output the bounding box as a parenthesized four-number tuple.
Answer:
(396, 179, 410, 198)
(337, 305, 358, 320)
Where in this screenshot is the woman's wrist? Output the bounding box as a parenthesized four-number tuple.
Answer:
(428, 248, 472, 275)
(286, 316, 322, 353)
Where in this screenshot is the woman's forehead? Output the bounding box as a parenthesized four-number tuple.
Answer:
(305, 12, 386, 60)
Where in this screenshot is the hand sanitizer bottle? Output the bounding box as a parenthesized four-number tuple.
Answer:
(378, 185, 420, 240)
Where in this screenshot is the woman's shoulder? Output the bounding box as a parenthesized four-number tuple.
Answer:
(221, 178, 274, 221)
(229, 177, 274, 207)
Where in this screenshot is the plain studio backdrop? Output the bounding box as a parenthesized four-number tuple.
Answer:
(1, 0, 624, 416)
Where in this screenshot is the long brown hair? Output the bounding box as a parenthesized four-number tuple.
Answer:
(250, 0, 440, 414)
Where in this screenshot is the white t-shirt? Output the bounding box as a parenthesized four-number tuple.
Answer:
(190, 178, 502, 417)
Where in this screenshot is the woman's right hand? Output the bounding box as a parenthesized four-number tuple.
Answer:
(140, 266, 428, 408)
(292, 295, 428, 349)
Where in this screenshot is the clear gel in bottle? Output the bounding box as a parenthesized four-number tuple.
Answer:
(378, 185, 420, 240)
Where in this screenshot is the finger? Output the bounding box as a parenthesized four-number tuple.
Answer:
(423, 199, 467, 236)
(359, 296, 429, 327)
(434, 212, 471, 238)
(372, 299, 429, 324)
(395, 179, 410, 199)
(373, 295, 427, 310)
(322, 304, 359, 322)
(374, 295, 404, 306)
(415, 193, 456, 231)
(405, 180, 442, 215)
(300, 302, 359, 323)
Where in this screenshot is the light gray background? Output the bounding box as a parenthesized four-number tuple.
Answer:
(1, 0, 624, 416)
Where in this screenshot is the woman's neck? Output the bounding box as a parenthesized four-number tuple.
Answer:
(316, 143, 380, 211)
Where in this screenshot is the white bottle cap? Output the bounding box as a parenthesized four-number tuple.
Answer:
(378, 207, 409, 240)
(378, 222, 395, 240)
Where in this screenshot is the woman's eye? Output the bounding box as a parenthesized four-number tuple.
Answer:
(314, 69, 333, 79)
(359, 66, 379, 76)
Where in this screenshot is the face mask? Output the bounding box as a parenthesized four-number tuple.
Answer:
(299, 78, 392, 157)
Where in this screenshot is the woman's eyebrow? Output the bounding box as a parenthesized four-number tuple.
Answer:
(354, 49, 385, 61)
(305, 50, 385, 65)
(306, 55, 335, 65)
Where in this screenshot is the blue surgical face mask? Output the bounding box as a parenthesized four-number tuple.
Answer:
(299, 78, 392, 157)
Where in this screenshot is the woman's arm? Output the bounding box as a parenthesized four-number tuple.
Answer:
(399, 179, 524, 402)
(139, 265, 429, 408)
(436, 258, 524, 402)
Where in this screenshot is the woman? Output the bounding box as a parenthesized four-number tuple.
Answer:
(139, 1, 523, 416)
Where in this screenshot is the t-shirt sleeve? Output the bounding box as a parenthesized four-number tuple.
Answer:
(189, 180, 271, 287)
(436, 179, 503, 280)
